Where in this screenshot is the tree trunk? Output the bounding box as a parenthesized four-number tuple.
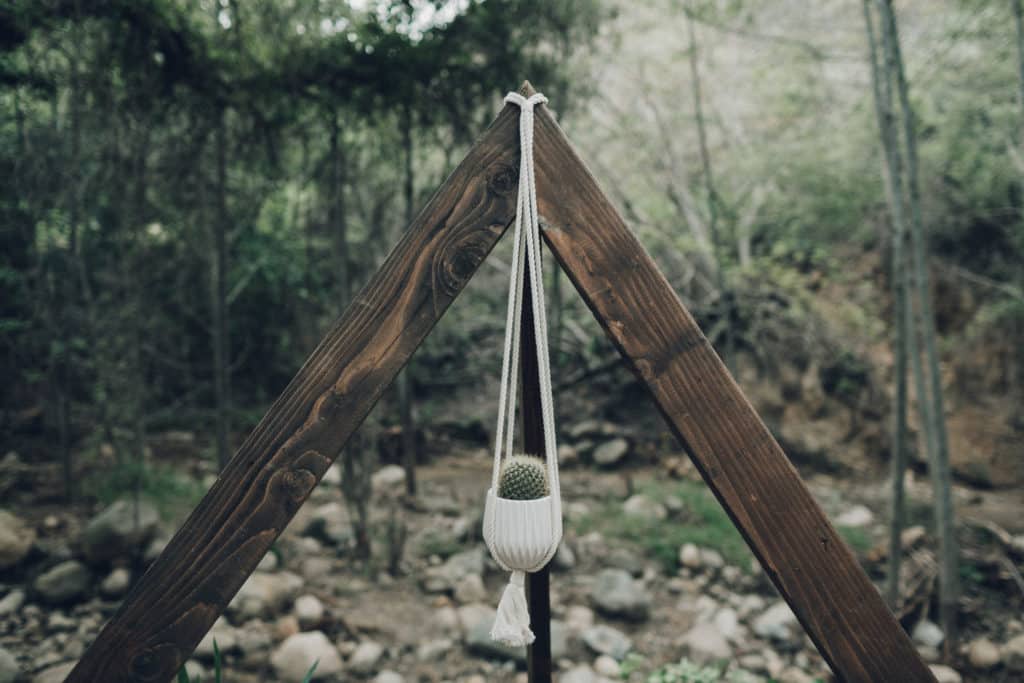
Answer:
(863, 0, 910, 610)
(330, 111, 350, 305)
(878, 0, 959, 650)
(212, 110, 231, 470)
(399, 104, 417, 496)
(687, 13, 733, 372)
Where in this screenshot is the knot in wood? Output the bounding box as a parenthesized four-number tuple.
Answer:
(486, 162, 518, 197)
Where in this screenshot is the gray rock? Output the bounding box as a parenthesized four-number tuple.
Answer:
(195, 617, 238, 658)
(836, 505, 874, 528)
(373, 671, 404, 683)
(966, 638, 1000, 669)
(322, 464, 342, 486)
(778, 667, 815, 683)
(271, 632, 342, 682)
(422, 548, 485, 593)
(912, 620, 944, 649)
(34, 560, 91, 604)
(454, 573, 487, 604)
(752, 601, 799, 643)
(236, 619, 273, 654)
(1003, 633, 1024, 672)
(229, 571, 303, 619)
(348, 640, 385, 674)
(81, 499, 160, 564)
(680, 622, 732, 663)
(622, 495, 666, 521)
(712, 607, 741, 641)
(100, 568, 131, 598)
(371, 465, 406, 494)
(0, 589, 25, 616)
(294, 594, 324, 629)
(0, 646, 19, 683)
(701, 549, 724, 570)
(567, 420, 618, 440)
(304, 502, 352, 547)
(605, 547, 644, 576)
(582, 624, 632, 660)
(416, 638, 454, 661)
(561, 666, 603, 683)
(590, 569, 650, 621)
(258, 552, 279, 572)
(593, 438, 629, 467)
(679, 543, 701, 569)
(0, 509, 35, 570)
(31, 662, 76, 683)
(553, 541, 577, 571)
(566, 605, 595, 634)
(593, 654, 620, 677)
(928, 665, 962, 683)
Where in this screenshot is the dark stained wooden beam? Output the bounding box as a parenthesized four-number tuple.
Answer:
(529, 101, 936, 682)
(519, 245, 552, 683)
(67, 95, 526, 683)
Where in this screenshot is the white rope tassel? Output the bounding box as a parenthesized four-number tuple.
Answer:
(490, 570, 535, 647)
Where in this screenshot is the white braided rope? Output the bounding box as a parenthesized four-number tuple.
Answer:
(486, 90, 561, 572)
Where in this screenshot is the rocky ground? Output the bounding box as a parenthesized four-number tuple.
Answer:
(1, 419, 1023, 683)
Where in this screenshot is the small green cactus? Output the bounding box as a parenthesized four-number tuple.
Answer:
(498, 454, 549, 500)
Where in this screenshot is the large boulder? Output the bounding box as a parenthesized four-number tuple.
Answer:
(270, 632, 342, 682)
(590, 569, 650, 621)
(0, 510, 35, 570)
(34, 560, 91, 604)
(81, 499, 160, 564)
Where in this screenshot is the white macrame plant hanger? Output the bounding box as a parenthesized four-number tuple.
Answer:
(482, 91, 563, 648)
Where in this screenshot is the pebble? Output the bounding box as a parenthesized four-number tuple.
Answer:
(835, 505, 874, 528)
(0, 590, 25, 616)
(581, 624, 632, 660)
(966, 637, 1000, 669)
(593, 438, 629, 467)
(34, 561, 91, 604)
(270, 632, 342, 682)
(293, 594, 324, 629)
(590, 569, 650, 621)
(593, 654, 620, 677)
(0, 646, 18, 683)
(680, 622, 732, 663)
(752, 601, 799, 643)
(348, 640, 385, 674)
(928, 664, 962, 683)
(374, 671, 404, 683)
(912, 620, 944, 649)
(100, 568, 131, 598)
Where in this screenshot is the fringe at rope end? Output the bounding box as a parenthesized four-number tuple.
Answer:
(490, 570, 535, 647)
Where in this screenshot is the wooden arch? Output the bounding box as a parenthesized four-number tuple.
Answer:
(68, 83, 935, 683)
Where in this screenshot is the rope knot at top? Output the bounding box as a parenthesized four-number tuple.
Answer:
(503, 92, 548, 111)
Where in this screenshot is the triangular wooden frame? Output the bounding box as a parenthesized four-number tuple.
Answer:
(68, 83, 935, 683)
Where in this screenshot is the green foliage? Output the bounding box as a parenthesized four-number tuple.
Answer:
(619, 654, 763, 683)
(83, 458, 204, 518)
(579, 479, 750, 572)
(836, 525, 872, 554)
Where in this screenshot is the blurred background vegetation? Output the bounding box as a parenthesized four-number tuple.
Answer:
(1, 0, 1022, 507)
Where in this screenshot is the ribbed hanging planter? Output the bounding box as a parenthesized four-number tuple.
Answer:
(482, 91, 563, 648)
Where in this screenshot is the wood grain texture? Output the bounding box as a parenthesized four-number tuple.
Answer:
(67, 97, 526, 683)
(529, 101, 936, 682)
(519, 249, 552, 683)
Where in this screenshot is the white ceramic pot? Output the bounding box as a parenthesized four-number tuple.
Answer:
(483, 488, 560, 572)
